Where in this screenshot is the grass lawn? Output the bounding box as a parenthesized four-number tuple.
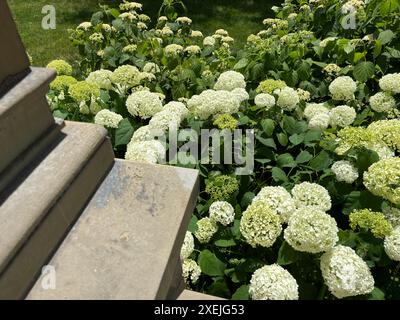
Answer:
(9, 0, 279, 67)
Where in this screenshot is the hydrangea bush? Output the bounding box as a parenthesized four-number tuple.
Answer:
(45, 0, 400, 300)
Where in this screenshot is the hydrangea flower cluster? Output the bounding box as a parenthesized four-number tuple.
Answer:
(182, 259, 201, 284)
(384, 226, 400, 261)
(367, 120, 400, 152)
(205, 175, 239, 201)
(369, 92, 396, 113)
(379, 73, 400, 94)
(240, 201, 282, 248)
(68, 81, 100, 103)
(256, 79, 287, 94)
(180, 231, 195, 260)
(249, 264, 299, 300)
(209, 201, 235, 226)
(94, 110, 123, 128)
(149, 101, 188, 131)
(126, 91, 163, 119)
(364, 158, 400, 205)
(187, 89, 242, 120)
(284, 207, 339, 253)
(165, 44, 184, 56)
(50, 75, 77, 91)
(291, 182, 332, 211)
(252, 186, 296, 223)
(194, 217, 218, 243)
(46, 59, 73, 76)
(329, 76, 357, 101)
(275, 87, 300, 111)
(349, 209, 393, 239)
(213, 114, 239, 130)
(383, 206, 400, 228)
(254, 93, 276, 109)
(329, 105, 356, 128)
(125, 140, 165, 164)
(331, 160, 359, 183)
(214, 71, 246, 92)
(86, 69, 113, 90)
(110, 65, 142, 88)
(320, 245, 374, 299)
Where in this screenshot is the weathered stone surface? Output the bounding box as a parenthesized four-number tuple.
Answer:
(27, 160, 199, 300)
(178, 290, 225, 300)
(0, 67, 56, 174)
(0, 0, 30, 94)
(0, 121, 113, 294)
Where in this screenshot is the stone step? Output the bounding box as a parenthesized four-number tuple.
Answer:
(0, 121, 114, 299)
(0, 0, 30, 95)
(26, 160, 199, 300)
(0, 67, 56, 175)
(178, 290, 225, 300)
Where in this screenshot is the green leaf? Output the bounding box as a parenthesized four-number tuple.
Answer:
(207, 278, 231, 298)
(272, 167, 288, 182)
(277, 241, 300, 265)
(289, 133, 304, 146)
(215, 239, 237, 247)
(115, 118, 134, 147)
(188, 215, 198, 233)
(353, 61, 375, 83)
(295, 150, 313, 164)
(378, 30, 395, 45)
(261, 119, 275, 136)
(198, 250, 226, 276)
(53, 110, 69, 120)
(354, 147, 379, 173)
(256, 136, 276, 149)
(234, 58, 249, 70)
(277, 153, 296, 168)
(309, 151, 332, 171)
(304, 130, 321, 144)
(240, 192, 255, 208)
(232, 285, 250, 300)
(277, 133, 289, 146)
(367, 287, 385, 300)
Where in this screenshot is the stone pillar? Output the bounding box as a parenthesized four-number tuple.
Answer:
(0, 0, 30, 96)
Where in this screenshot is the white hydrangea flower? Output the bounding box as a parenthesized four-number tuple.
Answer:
(119, 12, 136, 21)
(149, 110, 181, 131)
(249, 264, 299, 300)
(176, 16, 192, 24)
(185, 45, 201, 55)
(308, 113, 331, 130)
(165, 44, 184, 56)
(203, 36, 216, 46)
(329, 76, 357, 101)
(231, 88, 249, 102)
(240, 201, 282, 248)
(111, 65, 142, 88)
(209, 201, 235, 226)
(194, 217, 218, 243)
(86, 70, 113, 90)
(77, 22, 92, 30)
(122, 44, 137, 53)
(254, 93, 276, 109)
(180, 231, 195, 260)
(284, 208, 339, 253)
(379, 73, 400, 94)
(297, 88, 311, 101)
(331, 160, 359, 183)
(126, 91, 163, 119)
(323, 63, 341, 75)
(190, 30, 203, 38)
(182, 259, 201, 284)
(275, 87, 300, 111)
(215, 29, 229, 36)
(291, 182, 332, 212)
(214, 71, 246, 91)
(129, 125, 160, 143)
(163, 101, 189, 120)
(143, 62, 160, 74)
(187, 89, 241, 119)
(383, 206, 400, 228)
(125, 140, 165, 164)
(252, 186, 296, 223)
(369, 92, 396, 113)
(119, 1, 142, 11)
(158, 16, 168, 22)
(329, 105, 356, 127)
(384, 226, 400, 261)
(94, 110, 123, 128)
(320, 245, 375, 299)
(304, 103, 330, 121)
